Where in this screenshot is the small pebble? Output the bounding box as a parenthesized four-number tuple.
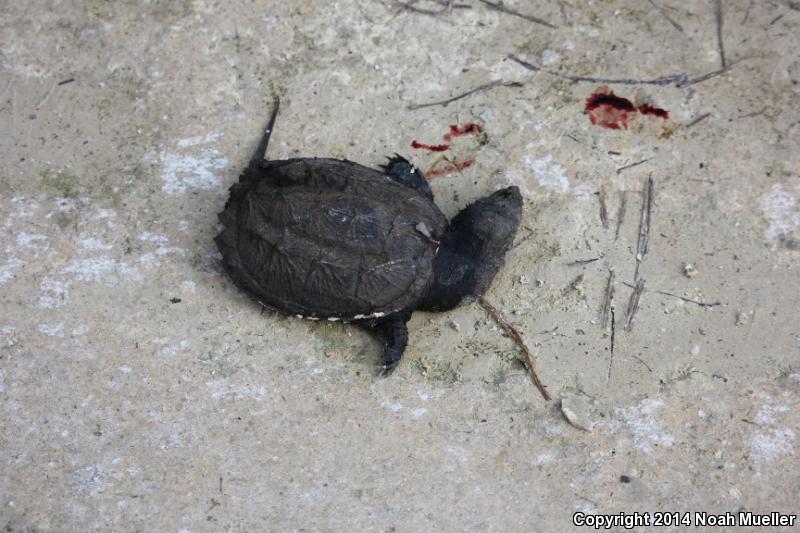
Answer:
(735, 310, 753, 326)
(683, 263, 698, 278)
(560, 394, 594, 431)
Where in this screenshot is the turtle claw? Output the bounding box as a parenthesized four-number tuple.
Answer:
(380, 154, 433, 200)
(380, 360, 400, 377)
(379, 154, 409, 173)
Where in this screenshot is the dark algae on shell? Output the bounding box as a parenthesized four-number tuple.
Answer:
(216, 99, 522, 374)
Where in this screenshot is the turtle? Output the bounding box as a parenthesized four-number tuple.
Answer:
(215, 99, 522, 374)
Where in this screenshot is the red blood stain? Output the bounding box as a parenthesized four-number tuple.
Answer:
(585, 86, 669, 130)
(411, 122, 484, 152)
(637, 103, 669, 119)
(411, 123, 483, 179)
(410, 140, 450, 152)
(424, 158, 476, 178)
(443, 123, 483, 141)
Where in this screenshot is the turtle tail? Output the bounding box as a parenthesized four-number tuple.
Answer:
(252, 97, 280, 165)
(218, 98, 281, 227)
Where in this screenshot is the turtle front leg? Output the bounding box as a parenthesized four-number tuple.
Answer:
(357, 311, 412, 375)
(380, 154, 433, 201)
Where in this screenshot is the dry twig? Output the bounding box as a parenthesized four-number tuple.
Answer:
(598, 188, 609, 229)
(623, 278, 646, 331)
(478, 297, 550, 401)
(619, 281, 720, 308)
(677, 58, 745, 87)
(684, 112, 711, 129)
(617, 158, 650, 174)
(741, 0, 754, 24)
(715, 0, 727, 68)
(632, 354, 652, 372)
(607, 307, 616, 380)
(407, 80, 522, 110)
(478, 0, 557, 28)
(568, 257, 600, 266)
(634, 176, 653, 281)
(647, 0, 685, 33)
(395, 0, 470, 15)
(508, 54, 689, 86)
(34, 82, 57, 110)
(600, 269, 615, 328)
(653, 290, 721, 308)
(615, 191, 627, 241)
(768, 13, 785, 26)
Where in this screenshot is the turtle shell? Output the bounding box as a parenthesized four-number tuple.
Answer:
(215, 158, 448, 319)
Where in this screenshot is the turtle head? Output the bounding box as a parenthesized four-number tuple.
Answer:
(465, 186, 523, 255)
(419, 186, 523, 312)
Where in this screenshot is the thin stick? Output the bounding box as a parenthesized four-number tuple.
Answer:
(632, 354, 652, 372)
(607, 307, 616, 380)
(768, 13, 785, 26)
(600, 269, 615, 328)
(634, 176, 653, 281)
(647, 0, 685, 33)
(478, 297, 550, 401)
(395, 0, 470, 15)
(34, 82, 57, 110)
(433, 0, 469, 8)
(617, 158, 650, 174)
(741, 0, 753, 24)
(677, 58, 744, 87)
(620, 279, 719, 309)
(567, 257, 600, 266)
(653, 290, 721, 308)
(737, 107, 778, 119)
(715, 0, 726, 68)
(623, 278, 646, 331)
(598, 188, 609, 229)
(396, 1, 446, 15)
(57, 78, 76, 86)
(11, 84, 16, 138)
(508, 54, 689, 86)
(407, 80, 522, 110)
(684, 112, 711, 129)
(538, 325, 559, 335)
(615, 191, 627, 241)
(478, 0, 557, 28)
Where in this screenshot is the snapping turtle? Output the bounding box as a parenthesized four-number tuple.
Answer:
(216, 100, 522, 373)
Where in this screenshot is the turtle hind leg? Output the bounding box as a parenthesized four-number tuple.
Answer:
(357, 310, 412, 375)
(380, 154, 433, 201)
(251, 97, 281, 168)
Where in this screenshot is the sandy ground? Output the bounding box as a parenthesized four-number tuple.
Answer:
(1, 0, 799, 531)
